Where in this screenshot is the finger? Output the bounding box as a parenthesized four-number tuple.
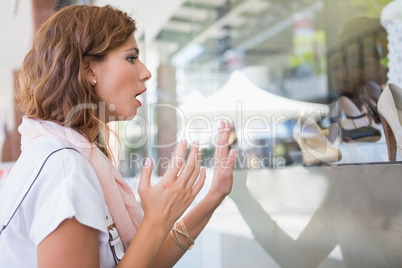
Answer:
(138, 158, 153, 196)
(213, 121, 224, 169)
(215, 121, 231, 164)
(218, 121, 231, 150)
(186, 149, 202, 189)
(215, 149, 236, 197)
(180, 141, 198, 179)
(222, 149, 237, 176)
(228, 149, 237, 169)
(165, 139, 187, 178)
(191, 167, 207, 198)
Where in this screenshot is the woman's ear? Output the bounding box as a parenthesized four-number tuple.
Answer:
(83, 60, 98, 86)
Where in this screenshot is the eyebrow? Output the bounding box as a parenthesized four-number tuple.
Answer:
(124, 47, 140, 54)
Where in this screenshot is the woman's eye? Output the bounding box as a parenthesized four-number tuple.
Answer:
(127, 56, 138, 63)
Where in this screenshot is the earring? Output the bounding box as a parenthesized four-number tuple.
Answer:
(93, 78, 97, 84)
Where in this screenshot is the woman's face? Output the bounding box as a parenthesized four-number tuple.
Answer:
(91, 35, 151, 122)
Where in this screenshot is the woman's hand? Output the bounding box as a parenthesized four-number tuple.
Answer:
(207, 121, 237, 203)
(138, 139, 206, 229)
(127, 122, 236, 268)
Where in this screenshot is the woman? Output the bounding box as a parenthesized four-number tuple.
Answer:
(0, 5, 236, 267)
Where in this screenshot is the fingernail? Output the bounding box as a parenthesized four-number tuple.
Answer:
(182, 139, 187, 145)
(202, 167, 206, 173)
(220, 121, 224, 128)
(144, 158, 150, 167)
(230, 149, 236, 157)
(194, 141, 199, 148)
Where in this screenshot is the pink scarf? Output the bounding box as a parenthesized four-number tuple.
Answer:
(18, 116, 142, 249)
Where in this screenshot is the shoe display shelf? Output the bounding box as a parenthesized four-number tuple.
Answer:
(337, 124, 402, 165)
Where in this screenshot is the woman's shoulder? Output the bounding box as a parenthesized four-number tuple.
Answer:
(1, 136, 104, 215)
(19, 136, 97, 181)
(2, 137, 110, 247)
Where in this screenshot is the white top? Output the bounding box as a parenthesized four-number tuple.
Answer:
(0, 137, 115, 267)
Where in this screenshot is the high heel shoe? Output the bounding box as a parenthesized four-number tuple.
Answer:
(378, 83, 402, 161)
(293, 117, 341, 166)
(338, 95, 381, 142)
(360, 80, 383, 124)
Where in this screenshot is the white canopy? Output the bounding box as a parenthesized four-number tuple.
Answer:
(178, 90, 208, 114)
(179, 70, 328, 124)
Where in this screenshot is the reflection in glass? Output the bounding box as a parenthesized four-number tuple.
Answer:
(230, 165, 402, 267)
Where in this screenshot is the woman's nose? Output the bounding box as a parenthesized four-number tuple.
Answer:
(140, 62, 152, 82)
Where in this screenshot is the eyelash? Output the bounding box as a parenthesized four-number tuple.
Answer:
(127, 56, 138, 63)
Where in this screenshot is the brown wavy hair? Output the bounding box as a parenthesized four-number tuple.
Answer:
(17, 5, 136, 159)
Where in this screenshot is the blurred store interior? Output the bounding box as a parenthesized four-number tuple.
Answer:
(0, 0, 397, 171)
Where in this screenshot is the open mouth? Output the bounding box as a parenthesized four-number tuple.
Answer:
(135, 88, 147, 106)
